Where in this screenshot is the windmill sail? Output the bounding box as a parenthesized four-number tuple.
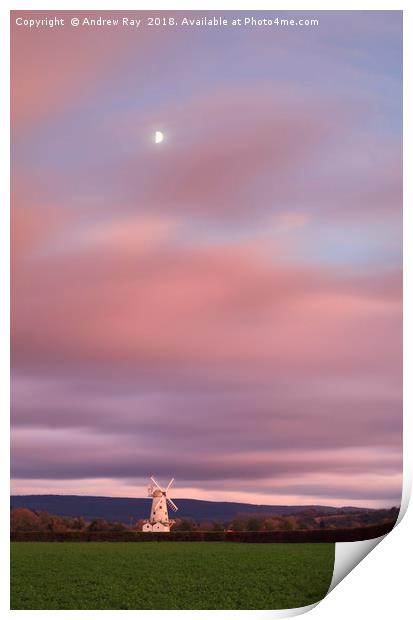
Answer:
(142, 476, 179, 532)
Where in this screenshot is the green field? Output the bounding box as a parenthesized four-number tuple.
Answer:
(11, 542, 335, 610)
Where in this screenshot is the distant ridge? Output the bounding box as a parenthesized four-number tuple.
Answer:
(10, 494, 374, 524)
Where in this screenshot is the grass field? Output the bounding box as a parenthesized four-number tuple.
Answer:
(11, 542, 335, 610)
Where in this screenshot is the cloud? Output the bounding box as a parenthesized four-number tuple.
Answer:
(11, 11, 402, 507)
(11, 425, 401, 482)
(11, 196, 401, 510)
(12, 222, 401, 372)
(10, 11, 177, 130)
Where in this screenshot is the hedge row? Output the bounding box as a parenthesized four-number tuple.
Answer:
(11, 530, 226, 543)
(11, 521, 396, 543)
(225, 521, 396, 543)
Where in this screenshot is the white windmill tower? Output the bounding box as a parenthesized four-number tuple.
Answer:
(142, 476, 178, 532)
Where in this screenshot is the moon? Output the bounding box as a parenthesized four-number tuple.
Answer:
(154, 130, 164, 144)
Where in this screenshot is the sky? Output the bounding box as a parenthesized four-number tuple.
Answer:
(11, 11, 402, 508)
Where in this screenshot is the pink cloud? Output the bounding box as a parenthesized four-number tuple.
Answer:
(10, 12, 402, 506)
(115, 86, 341, 217)
(12, 215, 401, 377)
(11, 10, 177, 130)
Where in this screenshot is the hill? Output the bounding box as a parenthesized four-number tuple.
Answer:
(10, 494, 373, 524)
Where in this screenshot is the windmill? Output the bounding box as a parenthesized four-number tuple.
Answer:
(142, 476, 178, 532)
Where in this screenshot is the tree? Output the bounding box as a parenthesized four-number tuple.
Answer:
(133, 519, 146, 531)
(87, 518, 109, 532)
(279, 517, 294, 531)
(246, 517, 261, 532)
(173, 518, 196, 531)
(109, 521, 127, 531)
(230, 517, 248, 532)
(70, 517, 86, 530)
(199, 521, 215, 531)
(47, 515, 67, 533)
(11, 508, 40, 532)
(212, 521, 225, 532)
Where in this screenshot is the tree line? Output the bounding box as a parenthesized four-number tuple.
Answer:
(11, 506, 399, 533)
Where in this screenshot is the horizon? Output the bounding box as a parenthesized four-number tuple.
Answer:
(10, 491, 399, 512)
(9, 487, 399, 511)
(11, 11, 402, 508)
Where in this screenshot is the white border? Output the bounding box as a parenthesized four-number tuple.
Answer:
(2, 1, 410, 618)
